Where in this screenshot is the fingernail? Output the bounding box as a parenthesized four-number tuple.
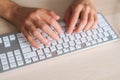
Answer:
(46, 40, 50, 45)
(56, 36, 59, 40)
(36, 45, 40, 49)
(66, 30, 71, 34)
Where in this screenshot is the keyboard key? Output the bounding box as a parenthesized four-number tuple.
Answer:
(91, 40, 97, 45)
(63, 48, 69, 53)
(3, 36, 9, 42)
(92, 29, 98, 34)
(63, 42, 69, 48)
(75, 39, 81, 45)
(0, 38, 2, 43)
(32, 56, 39, 62)
(108, 30, 115, 35)
(97, 39, 103, 43)
(63, 37, 69, 42)
(85, 42, 92, 47)
(32, 46, 37, 51)
(8, 57, 15, 63)
(103, 26, 111, 31)
(9, 35, 16, 41)
(102, 37, 108, 41)
(92, 35, 98, 40)
(20, 42, 30, 48)
(81, 37, 87, 43)
(18, 37, 27, 43)
(69, 35, 75, 41)
(7, 51, 14, 57)
(14, 49, 21, 55)
(2, 64, 9, 70)
(69, 46, 76, 51)
(39, 43, 45, 49)
(103, 32, 109, 37)
(57, 50, 63, 55)
(69, 41, 75, 46)
(4, 41, 11, 47)
(37, 50, 46, 60)
(57, 38, 63, 44)
(51, 41, 57, 46)
(44, 48, 50, 53)
(97, 33, 104, 38)
(56, 44, 63, 50)
(17, 60, 24, 66)
(21, 47, 31, 53)
(75, 45, 81, 49)
(86, 36, 93, 41)
(15, 55, 23, 61)
(75, 33, 81, 39)
(10, 62, 17, 68)
(1, 59, 8, 65)
(80, 32, 87, 37)
(86, 30, 93, 36)
(16, 33, 24, 38)
(25, 58, 32, 64)
(45, 53, 52, 58)
(0, 53, 7, 59)
(111, 34, 117, 39)
(50, 46, 56, 52)
(97, 28, 103, 33)
(60, 33, 65, 38)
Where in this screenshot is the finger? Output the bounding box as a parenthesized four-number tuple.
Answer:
(83, 12, 94, 31)
(25, 20, 50, 45)
(64, 7, 71, 26)
(67, 5, 83, 34)
(20, 26, 40, 48)
(90, 14, 98, 29)
(42, 16, 63, 34)
(74, 8, 89, 33)
(48, 11, 60, 20)
(36, 20, 59, 40)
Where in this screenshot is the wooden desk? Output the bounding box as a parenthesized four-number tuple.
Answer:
(0, 0, 120, 80)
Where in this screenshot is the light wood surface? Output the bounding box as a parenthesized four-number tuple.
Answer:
(0, 0, 120, 80)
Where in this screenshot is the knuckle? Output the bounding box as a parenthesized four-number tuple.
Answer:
(82, 19, 87, 26)
(49, 18, 55, 24)
(32, 30, 38, 36)
(24, 20, 29, 25)
(40, 24, 47, 30)
(36, 9, 46, 14)
(76, 4, 83, 8)
(85, 6, 90, 11)
(29, 13, 35, 19)
(95, 20, 98, 25)
(72, 4, 82, 11)
(49, 10, 54, 13)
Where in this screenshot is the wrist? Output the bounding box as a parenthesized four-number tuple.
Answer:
(0, 0, 20, 25)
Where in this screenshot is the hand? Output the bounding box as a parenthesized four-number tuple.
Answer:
(64, 0, 98, 34)
(8, 6, 62, 48)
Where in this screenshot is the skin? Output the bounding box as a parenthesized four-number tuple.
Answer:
(0, 0, 98, 48)
(65, 0, 98, 34)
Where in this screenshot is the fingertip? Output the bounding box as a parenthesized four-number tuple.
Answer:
(56, 15, 60, 20)
(46, 39, 51, 45)
(36, 44, 40, 49)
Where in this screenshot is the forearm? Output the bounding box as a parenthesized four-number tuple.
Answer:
(0, 0, 19, 21)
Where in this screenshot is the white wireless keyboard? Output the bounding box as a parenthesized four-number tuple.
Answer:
(0, 13, 119, 73)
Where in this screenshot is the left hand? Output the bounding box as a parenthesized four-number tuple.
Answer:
(64, 0, 98, 34)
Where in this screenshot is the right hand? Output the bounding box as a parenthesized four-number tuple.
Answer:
(9, 6, 62, 48)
